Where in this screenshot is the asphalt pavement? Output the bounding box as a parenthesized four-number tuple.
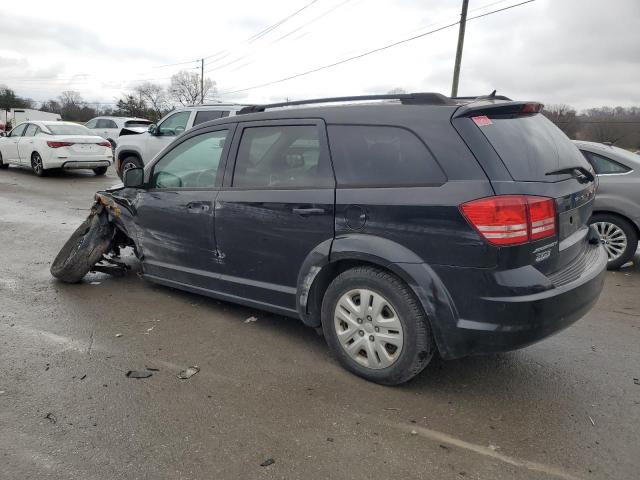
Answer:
(1, 166, 639, 480)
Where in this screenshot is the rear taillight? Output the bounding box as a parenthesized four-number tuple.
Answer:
(98, 140, 111, 147)
(460, 195, 556, 246)
(47, 141, 73, 148)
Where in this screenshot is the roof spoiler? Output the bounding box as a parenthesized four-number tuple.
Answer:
(453, 101, 544, 118)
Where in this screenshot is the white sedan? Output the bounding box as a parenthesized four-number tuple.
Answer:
(0, 121, 113, 176)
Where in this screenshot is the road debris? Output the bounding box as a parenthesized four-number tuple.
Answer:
(384, 407, 400, 411)
(145, 367, 160, 372)
(44, 412, 57, 424)
(177, 366, 200, 380)
(89, 281, 101, 285)
(115, 333, 122, 338)
(126, 370, 153, 379)
(489, 444, 500, 451)
(410, 430, 418, 435)
(145, 326, 154, 334)
(633, 378, 639, 386)
(80, 374, 87, 380)
(589, 416, 595, 426)
(327, 437, 334, 442)
(244, 316, 258, 324)
(260, 458, 275, 467)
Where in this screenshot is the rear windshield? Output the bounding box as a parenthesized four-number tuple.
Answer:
(124, 120, 152, 128)
(46, 124, 91, 135)
(476, 114, 590, 182)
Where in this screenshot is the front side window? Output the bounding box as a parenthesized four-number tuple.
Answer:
(24, 124, 38, 137)
(328, 125, 445, 187)
(232, 125, 333, 188)
(9, 124, 27, 137)
(157, 111, 191, 136)
(150, 130, 228, 189)
(582, 150, 631, 174)
(85, 119, 98, 128)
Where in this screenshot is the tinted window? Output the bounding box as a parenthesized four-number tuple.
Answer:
(46, 124, 91, 135)
(233, 125, 333, 188)
(476, 114, 590, 182)
(582, 151, 631, 174)
(157, 111, 191, 136)
(10, 124, 27, 137)
(328, 125, 445, 187)
(151, 130, 228, 189)
(193, 110, 228, 126)
(24, 124, 38, 137)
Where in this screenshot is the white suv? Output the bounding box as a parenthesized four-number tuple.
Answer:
(85, 117, 152, 152)
(114, 104, 247, 177)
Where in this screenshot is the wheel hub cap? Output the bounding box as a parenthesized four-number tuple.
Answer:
(334, 289, 404, 370)
(594, 221, 627, 261)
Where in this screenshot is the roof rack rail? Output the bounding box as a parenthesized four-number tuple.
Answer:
(237, 92, 453, 114)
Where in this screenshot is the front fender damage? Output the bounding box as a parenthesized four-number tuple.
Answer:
(50, 194, 134, 283)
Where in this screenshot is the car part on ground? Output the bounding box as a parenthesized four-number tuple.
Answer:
(51, 93, 607, 384)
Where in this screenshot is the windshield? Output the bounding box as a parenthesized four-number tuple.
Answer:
(477, 114, 591, 182)
(46, 124, 92, 136)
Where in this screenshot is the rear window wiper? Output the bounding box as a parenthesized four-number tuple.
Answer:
(546, 166, 594, 183)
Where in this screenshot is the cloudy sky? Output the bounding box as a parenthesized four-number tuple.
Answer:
(1, 0, 638, 111)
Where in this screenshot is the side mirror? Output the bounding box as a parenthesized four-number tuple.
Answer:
(148, 124, 157, 135)
(123, 167, 145, 188)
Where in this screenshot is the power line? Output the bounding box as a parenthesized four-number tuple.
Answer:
(151, 59, 201, 69)
(219, 0, 536, 96)
(202, 0, 320, 65)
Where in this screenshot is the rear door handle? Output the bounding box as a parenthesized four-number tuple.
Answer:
(292, 207, 325, 216)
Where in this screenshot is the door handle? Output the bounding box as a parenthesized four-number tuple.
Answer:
(292, 207, 326, 216)
(186, 202, 211, 212)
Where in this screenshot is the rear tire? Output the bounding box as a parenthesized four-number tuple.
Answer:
(118, 156, 142, 180)
(31, 152, 46, 177)
(50, 208, 115, 283)
(0, 151, 8, 169)
(590, 213, 638, 270)
(321, 266, 436, 385)
(93, 166, 108, 176)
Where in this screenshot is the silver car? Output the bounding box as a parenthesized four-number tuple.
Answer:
(574, 140, 640, 269)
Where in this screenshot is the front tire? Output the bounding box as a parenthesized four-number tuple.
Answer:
(93, 166, 108, 176)
(591, 213, 638, 270)
(118, 156, 142, 180)
(31, 152, 46, 177)
(0, 151, 8, 169)
(321, 266, 436, 385)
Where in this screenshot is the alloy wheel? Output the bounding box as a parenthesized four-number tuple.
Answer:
(594, 221, 628, 261)
(32, 154, 43, 175)
(333, 289, 404, 369)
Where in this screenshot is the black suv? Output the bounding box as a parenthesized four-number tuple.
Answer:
(52, 93, 607, 385)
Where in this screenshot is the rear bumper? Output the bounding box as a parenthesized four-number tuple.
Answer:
(409, 243, 607, 359)
(61, 160, 111, 170)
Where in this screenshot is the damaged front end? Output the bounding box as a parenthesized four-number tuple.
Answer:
(50, 192, 136, 283)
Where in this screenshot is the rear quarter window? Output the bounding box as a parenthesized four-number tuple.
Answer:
(193, 110, 229, 126)
(327, 125, 446, 187)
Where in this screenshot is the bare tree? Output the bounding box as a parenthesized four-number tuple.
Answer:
(134, 82, 170, 121)
(543, 104, 580, 138)
(169, 70, 215, 106)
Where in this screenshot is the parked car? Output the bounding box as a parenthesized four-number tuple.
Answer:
(0, 121, 112, 176)
(51, 93, 606, 385)
(114, 104, 248, 178)
(574, 140, 640, 269)
(85, 116, 152, 153)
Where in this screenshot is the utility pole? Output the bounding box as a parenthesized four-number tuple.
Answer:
(200, 58, 205, 104)
(451, 0, 469, 98)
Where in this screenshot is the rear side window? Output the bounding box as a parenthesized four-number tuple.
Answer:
(327, 125, 445, 187)
(96, 119, 118, 129)
(476, 114, 590, 182)
(581, 151, 630, 174)
(233, 125, 333, 188)
(193, 110, 229, 126)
